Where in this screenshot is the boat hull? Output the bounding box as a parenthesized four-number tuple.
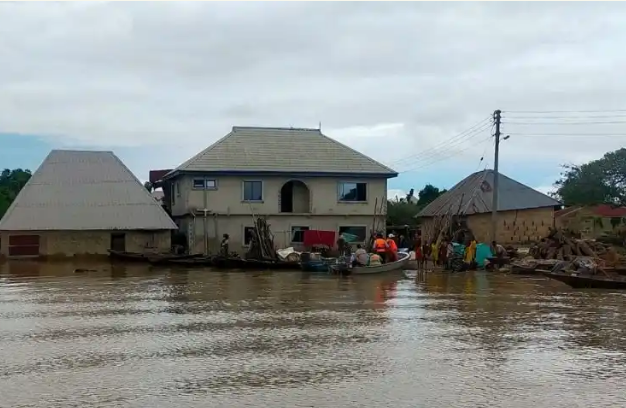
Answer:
(540, 270, 626, 290)
(350, 252, 411, 275)
(108, 250, 147, 262)
(300, 261, 331, 272)
(211, 256, 300, 270)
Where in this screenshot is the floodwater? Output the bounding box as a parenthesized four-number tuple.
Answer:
(1, 262, 626, 408)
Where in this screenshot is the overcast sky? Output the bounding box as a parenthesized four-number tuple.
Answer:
(1, 2, 626, 199)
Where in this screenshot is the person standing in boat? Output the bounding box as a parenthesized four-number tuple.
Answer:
(372, 232, 389, 263)
(386, 233, 399, 262)
(220, 233, 230, 257)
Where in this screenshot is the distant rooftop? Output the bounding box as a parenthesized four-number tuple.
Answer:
(418, 170, 561, 217)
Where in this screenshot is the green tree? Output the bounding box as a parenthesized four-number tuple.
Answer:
(554, 148, 626, 206)
(416, 184, 447, 207)
(0, 168, 32, 218)
(387, 184, 447, 225)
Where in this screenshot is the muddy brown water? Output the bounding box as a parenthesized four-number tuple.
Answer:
(1, 261, 626, 408)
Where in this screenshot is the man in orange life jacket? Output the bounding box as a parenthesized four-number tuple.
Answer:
(372, 232, 389, 263)
(386, 233, 399, 262)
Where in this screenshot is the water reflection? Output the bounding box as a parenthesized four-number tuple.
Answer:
(1, 261, 626, 408)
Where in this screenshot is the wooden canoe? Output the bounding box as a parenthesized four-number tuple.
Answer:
(108, 250, 148, 261)
(166, 256, 214, 266)
(331, 251, 411, 275)
(211, 256, 300, 270)
(146, 253, 203, 264)
(540, 269, 626, 290)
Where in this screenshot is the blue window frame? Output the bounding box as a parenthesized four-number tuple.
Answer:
(338, 182, 367, 202)
(193, 178, 217, 190)
(243, 181, 263, 201)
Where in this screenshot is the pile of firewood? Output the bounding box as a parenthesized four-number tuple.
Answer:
(529, 228, 623, 267)
(245, 217, 278, 261)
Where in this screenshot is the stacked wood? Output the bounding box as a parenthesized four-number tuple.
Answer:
(245, 216, 278, 261)
(529, 227, 624, 267)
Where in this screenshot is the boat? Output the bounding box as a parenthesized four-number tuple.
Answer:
(510, 264, 539, 275)
(146, 253, 203, 265)
(300, 259, 334, 272)
(299, 252, 336, 272)
(211, 256, 300, 270)
(540, 269, 626, 290)
(330, 251, 411, 275)
(166, 256, 214, 266)
(108, 250, 148, 262)
(510, 259, 560, 275)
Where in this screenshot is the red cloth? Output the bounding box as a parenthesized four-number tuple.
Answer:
(303, 230, 336, 247)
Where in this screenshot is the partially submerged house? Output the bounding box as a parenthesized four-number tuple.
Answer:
(0, 150, 177, 258)
(417, 170, 561, 244)
(153, 126, 398, 254)
(556, 204, 626, 239)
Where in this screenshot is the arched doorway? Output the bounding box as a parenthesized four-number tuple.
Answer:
(280, 180, 311, 213)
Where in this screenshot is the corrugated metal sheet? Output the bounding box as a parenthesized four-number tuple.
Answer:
(169, 126, 397, 176)
(0, 150, 178, 231)
(417, 170, 561, 217)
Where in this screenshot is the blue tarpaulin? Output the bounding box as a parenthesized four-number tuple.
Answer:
(475, 243, 493, 268)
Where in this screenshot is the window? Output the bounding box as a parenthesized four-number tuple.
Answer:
(193, 178, 217, 190)
(291, 226, 310, 243)
(338, 182, 367, 202)
(338, 226, 367, 243)
(193, 178, 205, 189)
(243, 181, 263, 201)
(243, 226, 256, 246)
(175, 182, 181, 197)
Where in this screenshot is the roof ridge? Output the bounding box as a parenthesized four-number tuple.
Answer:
(50, 149, 114, 153)
(232, 126, 319, 132)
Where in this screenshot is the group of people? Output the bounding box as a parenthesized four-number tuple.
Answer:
(413, 232, 508, 271)
(413, 234, 456, 270)
(348, 232, 401, 267)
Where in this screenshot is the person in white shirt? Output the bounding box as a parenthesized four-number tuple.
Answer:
(351, 244, 369, 266)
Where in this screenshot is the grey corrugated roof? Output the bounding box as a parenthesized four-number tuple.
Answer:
(168, 126, 397, 176)
(0, 150, 178, 231)
(417, 170, 561, 217)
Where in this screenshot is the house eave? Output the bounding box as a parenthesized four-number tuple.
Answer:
(163, 169, 398, 180)
(416, 204, 562, 218)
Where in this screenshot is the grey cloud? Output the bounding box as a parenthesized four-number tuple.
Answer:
(1, 2, 626, 170)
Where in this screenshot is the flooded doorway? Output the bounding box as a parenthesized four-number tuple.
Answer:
(110, 233, 126, 252)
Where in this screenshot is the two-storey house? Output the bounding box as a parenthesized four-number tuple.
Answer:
(157, 126, 398, 254)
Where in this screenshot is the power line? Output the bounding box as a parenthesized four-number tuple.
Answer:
(503, 114, 626, 119)
(393, 122, 493, 169)
(507, 132, 626, 136)
(505, 109, 626, 114)
(502, 121, 626, 125)
(391, 116, 492, 166)
(397, 135, 493, 173)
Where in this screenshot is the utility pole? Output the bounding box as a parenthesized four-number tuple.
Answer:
(491, 109, 502, 244)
